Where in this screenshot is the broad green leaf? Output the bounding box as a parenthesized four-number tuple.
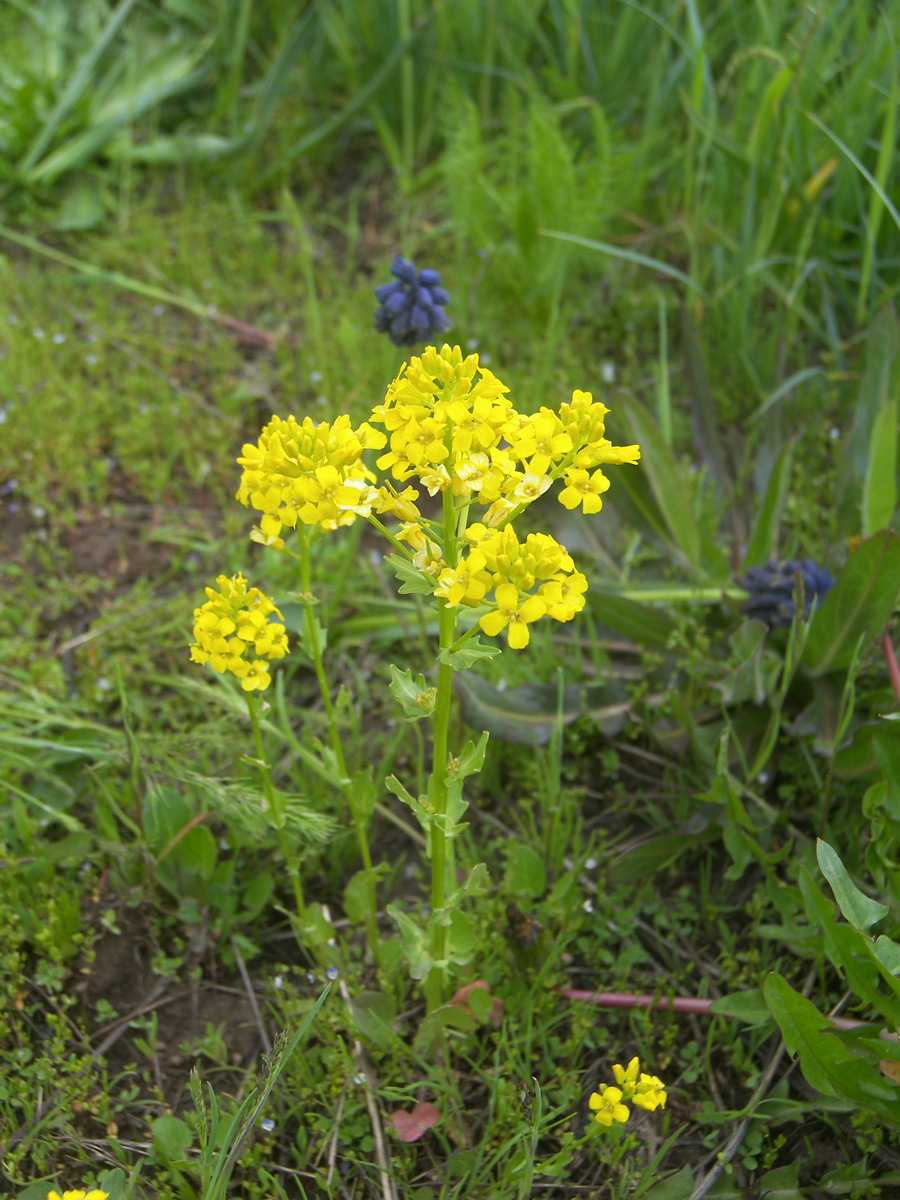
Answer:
(387, 904, 432, 979)
(344, 869, 380, 925)
(648, 1164, 693, 1200)
(743, 441, 794, 568)
(151, 1115, 193, 1164)
(802, 530, 900, 676)
(504, 844, 547, 898)
(454, 674, 628, 746)
(708, 988, 773, 1026)
(873, 936, 900, 977)
(590, 591, 677, 652)
(608, 834, 701, 883)
(447, 910, 477, 963)
(764, 973, 900, 1122)
(862, 397, 898, 536)
(615, 395, 702, 569)
(817, 839, 889, 931)
(840, 306, 898, 525)
(412, 1002, 478, 1055)
(349, 991, 398, 1050)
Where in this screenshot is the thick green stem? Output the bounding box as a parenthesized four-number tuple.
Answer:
(298, 526, 378, 953)
(425, 486, 460, 1012)
(246, 692, 306, 925)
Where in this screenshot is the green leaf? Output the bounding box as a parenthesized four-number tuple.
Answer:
(344, 868, 383, 925)
(440, 636, 501, 670)
(840, 305, 898, 525)
(454, 674, 628, 746)
(614, 395, 703, 569)
(412, 1002, 478, 1055)
(504, 844, 547, 899)
(648, 1164, 694, 1200)
(386, 904, 432, 980)
(447, 910, 478, 964)
(743, 441, 794, 568)
(590, 591, 677, 652)
(863, 397, 898, 536)
(389, 664, 436, 720)
(764, 973, 900, 1122)
(817, 839, 888, 931)
(151, 1114, 193, 1164)
(802, 530, 900, 676)
(385, 553, 435, 595)
(349, 991, 398, 1050)
(608, 834, 705, 884)
(873, 936, 900, 977)
(708, 988, 773, 1026)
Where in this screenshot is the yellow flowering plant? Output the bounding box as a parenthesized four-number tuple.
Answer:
(192, 344, 638, 1006)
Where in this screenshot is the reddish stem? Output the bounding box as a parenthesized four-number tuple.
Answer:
(557, 988, 882, 1034)
(883, 632, 900, 705)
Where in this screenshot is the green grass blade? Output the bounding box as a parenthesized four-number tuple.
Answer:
(805, 110, 900, 240)
(18, 0, 142, 174)
(540, 229, 707, 297)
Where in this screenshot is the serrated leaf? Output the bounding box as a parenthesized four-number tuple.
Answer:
(454, 674, 628, 746)
(817, 839, 888, 931)
(439, 636, 501, 670)
(803, 531, 900, 676)
(385, 553, 435, 595)
(389, 664, 436, 720)
(386, 904, 432, 979)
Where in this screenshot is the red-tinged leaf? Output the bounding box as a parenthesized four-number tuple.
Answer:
(450, 980, 505, 1026)
(390, 1102, 440, 1142)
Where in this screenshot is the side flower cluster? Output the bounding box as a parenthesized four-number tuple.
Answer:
(189, 574, 289, 691)
(48, 1190, 109, 1200)
(588, 1058, 667, 1128)
(232, 344, 640, 652)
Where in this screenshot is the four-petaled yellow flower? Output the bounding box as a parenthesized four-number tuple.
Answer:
(48, 1190, 109, 1200)
(479, 583, 547, 649)
(589, 1085, 630, 1127)
(590, 1058, 668, 1130)
(559, 467, 611, 514)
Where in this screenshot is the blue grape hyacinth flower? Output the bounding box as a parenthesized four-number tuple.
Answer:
(737, 558, 833, 628)
(374, 257, 451, 346)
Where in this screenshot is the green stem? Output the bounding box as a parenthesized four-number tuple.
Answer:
(425, 487, 460, 1012)
(298, 526, 378, 953)
(246, 692, 306, 926)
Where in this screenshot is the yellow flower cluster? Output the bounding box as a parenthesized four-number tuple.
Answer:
(589, 1057, 667, 1128)
(48, 1191, 108, 1200)
(189, 574, 289, 691)
(234, 345, 639, 650)
(436, 525, 587, 649)
(236, 413, 386, 546)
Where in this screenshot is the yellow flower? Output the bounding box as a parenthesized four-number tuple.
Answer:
(479, 583, 547, 649)
(612, 1057, 640, 1098)
(558, 468, 611, 514)
(588, 1085, 630, 1127)
(633, 1072, 667, 1111)
(189, 575, 289, 691)
(48, 1191, 109, 1200)
(540, 572, 588, 621)
(434, 551, 490, 607)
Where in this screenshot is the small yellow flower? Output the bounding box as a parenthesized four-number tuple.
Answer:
(612, 1057, 640, 1098)
(559, 468, 611, 514)
(633, 1072, 667, 1111)
(589, 1085, 630, 1127)
(48, 1190, 109, 1200)
(479, 583, 547, 649)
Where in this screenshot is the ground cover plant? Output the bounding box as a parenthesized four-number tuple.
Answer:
(2, 1, 900, 1198)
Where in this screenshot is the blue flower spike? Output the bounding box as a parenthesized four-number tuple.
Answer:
(374, 257, 451, 346)
(737, 558, 833, 628)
